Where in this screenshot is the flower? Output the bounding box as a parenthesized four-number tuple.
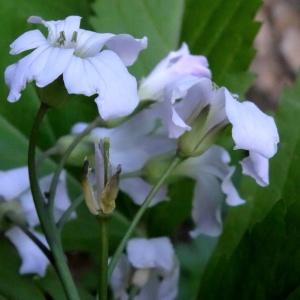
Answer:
(5, 16, 147, 120)
(159, 76, 279, 186)
(138, 43, 211, 101)
(72, 107, 175, 206)
(110, 237, 179, 300)
(0, 166, 73, 275)
(174, 146, 244, 237)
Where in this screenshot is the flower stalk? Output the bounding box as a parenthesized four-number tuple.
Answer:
(28, 103, 80, 300)
(107, 155, 183, 279)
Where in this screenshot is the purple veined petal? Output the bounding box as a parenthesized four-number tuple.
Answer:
(9, 29, 47, 55)
(225, 89, 279, 159)
(120, 177, 168, 207)
(75, 29, 114, 57)
(241, 152, 269, 187)
(168, 105, 191, 138)
(137, 273, 161, 300)
(105, 34, 148, 66)
(89, 50, 139, 120)
(34, 47, 74, 87)
(190, 175, 223, 238)
(0, 166, 29, 200)
(5, 227, 49, 276)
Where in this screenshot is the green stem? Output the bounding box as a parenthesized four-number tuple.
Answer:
(107, 156, 182, 279)
(48, 116, 105, 215)
(98, 216, 109, 300)
(57, 194, 84, 231)
(28, 104, 80, 300)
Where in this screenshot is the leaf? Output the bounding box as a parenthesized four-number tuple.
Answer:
(90, 0, 185, 77)
(197, 76, 300, 298)
(181, 0, 261, 94)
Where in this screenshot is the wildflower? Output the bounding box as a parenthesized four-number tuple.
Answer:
(160, 76, 279, 186)
(110, 237, 179, 300)
(139, 43, 211, 101)
(5, 16, 147, 120)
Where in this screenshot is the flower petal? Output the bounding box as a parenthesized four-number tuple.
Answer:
(9, 30, 47, 55)
(221, 166, 245, 206)
(120, 177, 168, 207)
(5, 227, 49, 276)
(34, 47, 74, 87)
(89, 50, 139, 120)
(190, 175, 223, 237)
(63, 56, 98, 96)
(127, 237, 174, 272)
(0, 167, 29, 200)
(75, 30, 114, 57)
(225, 90, 279, 158)
(241, 152, 269, 187)
(105, 34, 148, 66)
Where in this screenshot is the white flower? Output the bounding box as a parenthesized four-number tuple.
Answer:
(0, 166, 73, 275)
(5, 16, 147, 120)
(72, 107, 175, 206)
(138, 43, 211, 101)
(110, 237, 179, 300)
(160, 76, 279, 186)
(174, 146, 244, 237)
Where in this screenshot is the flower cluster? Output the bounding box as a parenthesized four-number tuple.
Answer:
(4, 15, 279, 299)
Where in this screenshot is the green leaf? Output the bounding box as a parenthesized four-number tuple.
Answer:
(196, 76, 300, 298)
(90, 0, 185, 77)
(181, 0, 261, 94)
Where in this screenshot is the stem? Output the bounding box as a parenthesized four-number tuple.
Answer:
(57, 195, 84, 231)
(28, 104, 80, 300)
(98, 216, 109, 300)
(107, 156, 182, 279)
(48, 116, 105, 215)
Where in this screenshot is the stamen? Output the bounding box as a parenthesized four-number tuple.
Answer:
(71, 31, 78, 43)
(57, 31, 66, 46)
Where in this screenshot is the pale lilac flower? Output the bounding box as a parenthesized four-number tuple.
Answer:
(174, 146, 244, 237)
(138, 43, 211, 101)
(110, 237, 179, 300)
(0, 166, 73, 275)
(5, 16, 147, 120)
(160, 76, 279, 187)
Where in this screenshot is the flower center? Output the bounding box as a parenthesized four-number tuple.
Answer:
(54, 30, 78, 49)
